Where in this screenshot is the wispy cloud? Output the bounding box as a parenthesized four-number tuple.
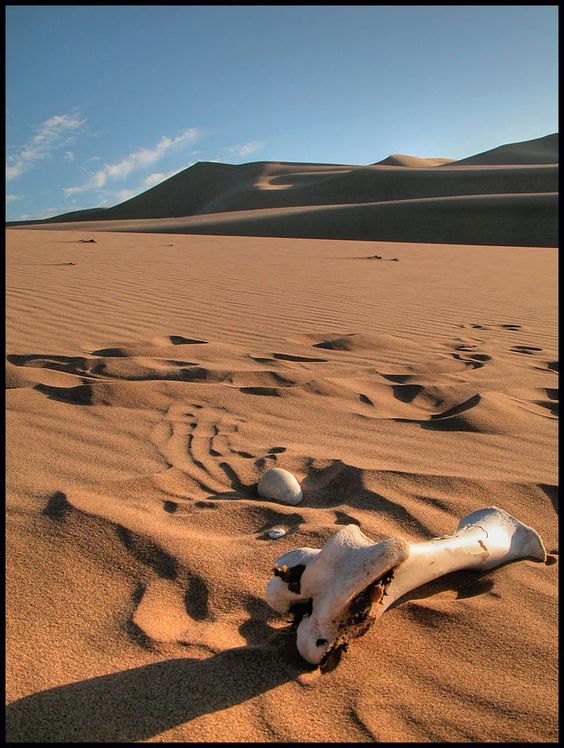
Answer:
(143, 165, 190, 188)
(222, 141, 264, 160)
(64, 128, 200, 195)
(6, 112, 85, 181)
(115, 188, 137, 202)
(6, 194, 23, 203)
(12, 206, 66, 221)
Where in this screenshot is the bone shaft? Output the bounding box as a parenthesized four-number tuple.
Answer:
(379, 524, 496, 612)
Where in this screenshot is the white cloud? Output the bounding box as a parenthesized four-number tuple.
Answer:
(63, 151, 75, 161)
(65, 128, 200, 195)
(115, 188, 136, 202)
(14, 206, 65, 220)
(223, 141, 264, 159)
(6, 112, 85, 181)
(143, 172, 167, 188)
(63, 185, 85, 196)
(6, 194, 22, 203)
(143, 164, 190, 187)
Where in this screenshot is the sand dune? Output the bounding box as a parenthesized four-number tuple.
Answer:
(17, 191, 557, 246)
(7, 133, 558, 247)
(446, 132, 558, 166)
(6, 229, 558, 741)
(374, 154, 455, 167)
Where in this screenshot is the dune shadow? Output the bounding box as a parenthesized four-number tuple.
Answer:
(184, 573, 210, 621)
(42, 491, 72, 521)
(169, 336, 208, 345)
(272, 353, 327, 363)
(34, 382, 93, 405)
(300, 459, 434, 536)
(239, 386, 281, 396)
(539, 483, 558, 515)
(393, 394, 482, 432)
(90, 347, 128, 357)
(5, 639, 305, 742)
(391, 383, 424, 403)
(115, 525, 179, 580)
(7, 353, 90, 372)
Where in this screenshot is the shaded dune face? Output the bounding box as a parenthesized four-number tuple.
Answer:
(10, 133, 558, 247)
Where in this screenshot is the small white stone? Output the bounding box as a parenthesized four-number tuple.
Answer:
(268, 526, 287, 539)
(257, 467, 303, 505)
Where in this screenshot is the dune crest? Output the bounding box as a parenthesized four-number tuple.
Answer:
(7, 133, 558, 247)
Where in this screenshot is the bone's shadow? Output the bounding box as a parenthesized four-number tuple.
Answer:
(387, 568, 497, 611)
(6, 636, 307, 743)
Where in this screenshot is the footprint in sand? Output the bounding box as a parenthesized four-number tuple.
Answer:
(154, 403, 257, 497)
(272, 353, 328, 363)
(460, 353, 492, 368)
(239, 386, 282, 397)
(449, 339, 492, 370)
(511, 345, 543, 355)
(167, 335, 208, 345)
(459, 322, 526, 332)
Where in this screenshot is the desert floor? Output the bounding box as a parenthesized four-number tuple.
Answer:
(6, 229, 558, 742)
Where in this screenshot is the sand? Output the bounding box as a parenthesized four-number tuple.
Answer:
(5, 227, 558, 742)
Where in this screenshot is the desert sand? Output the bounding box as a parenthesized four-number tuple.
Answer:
(5, 225, 558, 741)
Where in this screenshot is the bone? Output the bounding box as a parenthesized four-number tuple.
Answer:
(266, 506, 547, 667)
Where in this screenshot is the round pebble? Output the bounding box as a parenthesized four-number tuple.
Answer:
(257, 467, 303, 505)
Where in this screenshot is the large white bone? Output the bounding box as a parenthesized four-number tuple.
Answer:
(266, 506, 546, 666)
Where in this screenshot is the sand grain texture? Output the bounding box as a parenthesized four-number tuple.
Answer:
(6, 229, 558, 742)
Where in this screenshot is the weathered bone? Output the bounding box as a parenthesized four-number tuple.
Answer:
(266, 506, 546, 666)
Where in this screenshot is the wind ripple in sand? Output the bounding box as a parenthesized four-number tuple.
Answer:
(7, 330, 557, 470)
(5, 227, 558, 742)
(7, 332, 558, 740)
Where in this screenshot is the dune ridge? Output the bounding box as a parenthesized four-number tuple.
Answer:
(445, 132, 558, 166)
(7, 133, 558, 247)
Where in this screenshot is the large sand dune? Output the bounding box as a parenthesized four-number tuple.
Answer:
(8, 133, 558, 247)
(6, 229, 558, 741)
(446, 132, 558, 166)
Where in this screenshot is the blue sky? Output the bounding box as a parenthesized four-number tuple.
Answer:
(6, 5, 558, 221)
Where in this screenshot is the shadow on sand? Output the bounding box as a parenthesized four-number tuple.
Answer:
(6, 634, 308, 742)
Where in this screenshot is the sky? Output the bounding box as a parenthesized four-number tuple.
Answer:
(5, 5, 558, 221)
